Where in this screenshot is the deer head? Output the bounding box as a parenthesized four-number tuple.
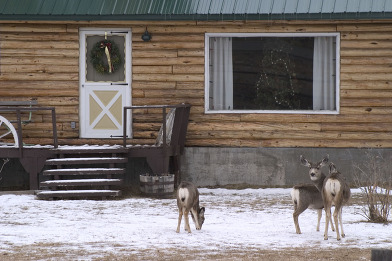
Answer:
(300, 154, 329, 182)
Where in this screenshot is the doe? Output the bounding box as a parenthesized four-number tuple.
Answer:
(291, 184, 334, 234)
(292, 154, 334, 234)
(176, 181, 205, 233)
(322, 162, 351, 240)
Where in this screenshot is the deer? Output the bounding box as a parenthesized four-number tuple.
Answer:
(292, 154, 334, 234)
(322, 162, 351, 240)
(176, 181, 205, 233)
(291, 184, 334, 234)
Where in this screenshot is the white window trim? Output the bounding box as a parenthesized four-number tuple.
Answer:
(204, 32, 340, 115)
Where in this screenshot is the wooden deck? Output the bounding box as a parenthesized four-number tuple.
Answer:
(0, 104, 191, 199)
(0, 145, 128, 199)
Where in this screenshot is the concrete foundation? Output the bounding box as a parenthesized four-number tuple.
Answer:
(2, 147, 391, 191)
(180, 147, 392, 187)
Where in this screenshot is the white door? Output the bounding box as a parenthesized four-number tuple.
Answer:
(79, 29, 131, 138)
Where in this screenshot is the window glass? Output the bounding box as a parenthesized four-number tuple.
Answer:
(86, 34, 126, 82)
(206, 34, 338, 113)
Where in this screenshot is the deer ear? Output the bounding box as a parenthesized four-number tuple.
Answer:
(199, 207, 205, 215)
(321, 154, 329, 166)
(329, 162, 336, 173)
(319, 154, 329, 167)
(300, 155, 310, 167)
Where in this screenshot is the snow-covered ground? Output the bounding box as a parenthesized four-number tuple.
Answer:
(0, 188, 391, 259)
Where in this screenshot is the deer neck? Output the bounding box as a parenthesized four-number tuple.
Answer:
(313, 173, 326, 192)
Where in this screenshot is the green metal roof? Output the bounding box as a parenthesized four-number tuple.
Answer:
(1, 0, 392, 21)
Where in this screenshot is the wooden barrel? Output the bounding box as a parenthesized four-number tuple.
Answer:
(139, 174, 175, 198)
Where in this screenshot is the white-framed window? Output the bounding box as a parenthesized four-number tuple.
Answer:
(205, 33, 340, 114)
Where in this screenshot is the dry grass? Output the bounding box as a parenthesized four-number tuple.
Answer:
(2, 245, 370, 261)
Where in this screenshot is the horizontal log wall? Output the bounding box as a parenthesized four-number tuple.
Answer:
(1, 20, 392, 147)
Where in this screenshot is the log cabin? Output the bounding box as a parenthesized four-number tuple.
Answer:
(1, 0, 392, 191)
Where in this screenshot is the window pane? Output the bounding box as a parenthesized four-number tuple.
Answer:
(208, 35, 337, 112)
(86, 34, 125, 82)
(233, 37, 314, 110)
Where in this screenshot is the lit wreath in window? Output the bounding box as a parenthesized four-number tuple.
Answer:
(90, 40, 122, 74)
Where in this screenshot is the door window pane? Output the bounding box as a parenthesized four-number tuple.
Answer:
(86, 34, 126, 82)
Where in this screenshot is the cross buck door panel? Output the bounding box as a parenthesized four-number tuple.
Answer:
(80, 29, 131, 138)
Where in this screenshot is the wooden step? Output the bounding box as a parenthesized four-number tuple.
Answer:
(40, 145, 128, 200)
(45, 157, 128, 165)
(51, 145, 129, 155)
(36, 190, 122, 200)
(43, 168, 126, 176)
(40, 178, 123, 187)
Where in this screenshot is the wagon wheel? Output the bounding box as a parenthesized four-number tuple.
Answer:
(0, 115, 19, 147)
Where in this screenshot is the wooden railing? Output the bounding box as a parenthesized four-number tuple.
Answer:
(122, 103, 191, 148)
(0, 103, 58, 157)
(122, 103, 191, 177)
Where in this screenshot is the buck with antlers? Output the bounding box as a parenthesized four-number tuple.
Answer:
(292, 155, 334, 234)
(176, 181, 205, 233)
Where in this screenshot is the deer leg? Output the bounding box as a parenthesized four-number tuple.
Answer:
(321, 209, 335, 232)
(293, 204, 307, 234)
(324, 205, 332, 240)
(339, 208, 345, 238)
(316, 209, 322, 232)
(330, 215, 335, 232)
(333, 207, 341, 241)
(176, 209, 183, 233)
(293, 213, 301, 234)
(184, 210, 191, 233)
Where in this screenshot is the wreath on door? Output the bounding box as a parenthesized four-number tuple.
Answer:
(90, 39, 122, 74)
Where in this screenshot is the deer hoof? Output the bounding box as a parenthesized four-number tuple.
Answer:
(341, 233, 345, 238)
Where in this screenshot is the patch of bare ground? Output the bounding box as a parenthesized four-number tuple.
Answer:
(1, 246, 370, 261)
(116, 248, 370, 261)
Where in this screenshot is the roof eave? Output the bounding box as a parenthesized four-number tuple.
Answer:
(1, 12, 392, 21)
